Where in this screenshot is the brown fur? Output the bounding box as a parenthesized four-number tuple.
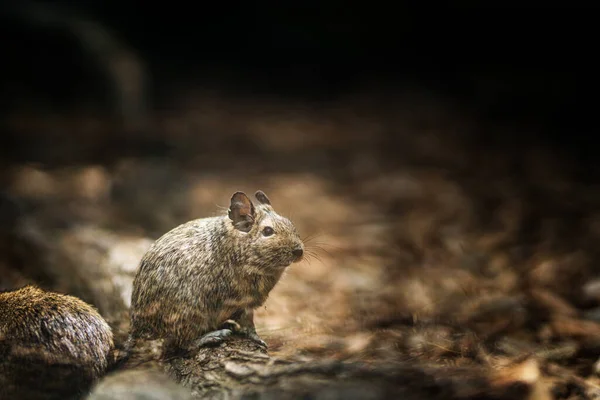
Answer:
(0, 285, 114, 399)
(130, 190, 304, 350)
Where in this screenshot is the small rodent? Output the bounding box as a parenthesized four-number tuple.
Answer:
(129, 190, 304, 351)
(0, 285, 114, 400)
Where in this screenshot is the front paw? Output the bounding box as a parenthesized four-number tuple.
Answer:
(222, 319, 267, 348)
(193, 328, 233, 348)
(246, 330, 268, 349)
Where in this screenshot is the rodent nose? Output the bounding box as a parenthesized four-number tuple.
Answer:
(292, 247, 303, 260)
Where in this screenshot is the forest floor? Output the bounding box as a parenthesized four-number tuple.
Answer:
(2, 90, 600, 399)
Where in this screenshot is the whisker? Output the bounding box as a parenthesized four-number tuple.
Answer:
(304, 241, 342, 254)
(303, 231, 328, 243)
(215, 204, 229, 212)
(305, 249, 319, 258)
(305, 251, 323, 263)
(302, 233, 322, 244)
(308, 242, 342, 250)
(307, 245, 334, 258)
(309, 252, 322, 263)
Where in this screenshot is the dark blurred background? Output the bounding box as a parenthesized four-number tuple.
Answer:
(1, 4, 598, 160)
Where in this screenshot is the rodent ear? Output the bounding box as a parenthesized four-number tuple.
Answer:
(255, 190, 271, 206)
(228, 192, 255, 232)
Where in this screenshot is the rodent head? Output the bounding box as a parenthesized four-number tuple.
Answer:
(228, 190, 304, 272)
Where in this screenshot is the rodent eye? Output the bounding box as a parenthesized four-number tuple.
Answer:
(262, 227, 274, 237)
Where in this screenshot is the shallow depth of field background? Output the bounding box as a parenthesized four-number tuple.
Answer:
(1, 4, 600, 396)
